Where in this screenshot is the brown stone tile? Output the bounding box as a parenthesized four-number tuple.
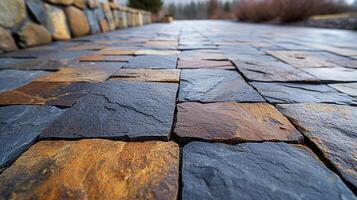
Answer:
(79, 54, 131, 62)
(178, 60, 235, 69)
(0, 81, 92, 107)
(35, 66, 118, 82)
(174, 102, 303, 143)
(111, 69, 180, 83)
(97, 49, 136, 55)
(0, 140, 179, 200)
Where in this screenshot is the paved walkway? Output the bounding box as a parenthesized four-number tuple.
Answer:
(0, 20, 356, 199)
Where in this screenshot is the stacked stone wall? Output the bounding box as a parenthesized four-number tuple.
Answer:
(0, 0, 152, 53)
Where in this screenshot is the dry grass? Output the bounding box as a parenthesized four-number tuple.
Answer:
(235, 0, 350, 22)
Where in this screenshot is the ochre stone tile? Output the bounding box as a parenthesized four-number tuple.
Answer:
(0, 140, 179, 200)
(178, 60, 235, 69)
(174, 102, 302, 143)
(111, 69, 180, 83)
(35, 66, 118, 82)
(0, 82, 92, 107)
(277, 103, 357, 189)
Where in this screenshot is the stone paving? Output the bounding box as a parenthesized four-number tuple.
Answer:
(0, 21, 356, 200)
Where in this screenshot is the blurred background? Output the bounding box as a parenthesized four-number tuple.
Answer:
(118, 0, 357, 29)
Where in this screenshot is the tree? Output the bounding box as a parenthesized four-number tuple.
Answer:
(128, 0, 163, 14)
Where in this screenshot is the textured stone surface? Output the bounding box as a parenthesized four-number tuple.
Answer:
(178, 60, 235, 69)
(135, 49, 180, 56)
(0, 58, 72, 70)
(44, 3, 71, 40)
(303, 67, 357, 82)
(101, 2, 115, 30)
(329, 83, 357, 97)
(15, 22, 52, 48)
(79, 54, 131, 62)
(26, 0, 46, 24)
(87, 0, 99, 8)
(35, 66, 118, 82)
(65, 6, 90, 37)
(0, 0, 26, 29)
(41, 81, 178, 140)
(179, 69, 264, 102)
(0, 140, 179, 200)
(73, 0, 86, 9)
(0, 70, 48, 92)
(124, 55, 178, 69)
(233, 60, 316, 82)
(111, 69, 180, 83)
(85, 9, 101, 34)
(182, 142, 356, 200)
(0, 106, 64, 168)
(252, 82, 357, 105)
(0, 27, 18, 53)
(267, 50, 337, 68)
(179, 50, 227, 60)
(98, 49, 137, 55)
(0, 82, 92, 107)
(45, 0, 74, 5)
(175, 102, 302, 143)
(277, 103, 357, 189)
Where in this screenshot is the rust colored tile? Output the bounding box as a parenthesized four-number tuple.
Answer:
(174, 102, 303, 143)
(0, 140, 179, 200)
(0, 81, 92, 107)
(178, 60, 235, 69)
(36, 66, 118, 82)
(111, 69, 180, 83)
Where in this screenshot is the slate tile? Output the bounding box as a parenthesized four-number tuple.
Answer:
(266, 50, 338, 68)
(111, 69, 180, 83)
(40, 81, 178, 140)
(182, 142, 355, 200)
(178, 60, 235, 70)
(303, 67, 357, 82)
(0, 70, 48, 92)
(134, 49, 180, 56)
(35, 66, 119, 83)
(0, 82, 92, 107)
(179, 50, 227, 61)
(124, 55, 178, 69)
(233, 60, 317, 82)
(178, 69, 264, 103)
(174, 102, 302, 143)
(79, 54, 132, 62)
(0, 105, 64, 168)
(0, 58, 74, 71)
(329, 83, 357, 97)
(97, 49, 137, 55)
(0, 140, 179, 200)
(277, 103, 357, 189)
(252, 82, 357, 105)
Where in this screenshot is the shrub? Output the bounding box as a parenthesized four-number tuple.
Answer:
(235, 0, 350, 22)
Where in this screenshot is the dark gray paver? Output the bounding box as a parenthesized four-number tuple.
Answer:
(179, 69, 264, 102)
(0, 69, 48, 92)
(41, 80, 178, 140)
(252, 82, 357, 105)
(182, 142, 355, 200)
(277, 104, 357, 190)
(123, 55, 177, 69)
(0, 105, 65, 168)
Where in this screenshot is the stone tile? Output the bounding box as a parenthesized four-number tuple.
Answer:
(330, 60, 357, 69)
(124, 55, 178, 69)
(277, 103, 357, 189)
(0, 105, 64, 168)
(182, 142, 355, 200)
(267, 50, 338, 68)
(175, 102, 302, 143)
(0, 82, 92, 107)
(40, 81, 178, 140)
(303, 67, 357, 82)
(135, 49, 180, 56)
(79, 54, 132, 62)
(35, 66, 118, 82)
(329, 83, 357, 97)
(0, 58, 74, 70)
(0, 140, 178, 200)
(179, 50, 227, 60)
(178, 60, 235, 69)
(179, 69, 264, 102)
(252, 82, 357, 105)
(111, 69, 180, 83)
(97, 49, 137, 55)
(233, 60, 317, 82)
(0, 70, 48, 92)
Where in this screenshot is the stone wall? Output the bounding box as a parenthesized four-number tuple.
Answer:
(0, 0, 152, 53)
